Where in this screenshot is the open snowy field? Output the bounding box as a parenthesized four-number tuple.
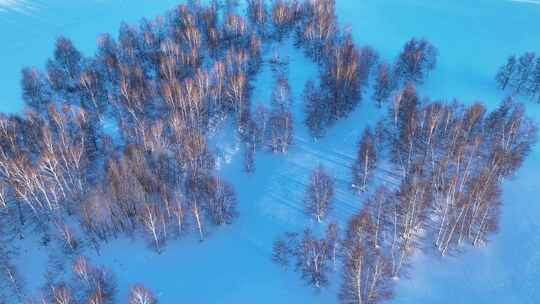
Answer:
(1, 1, 540, 303)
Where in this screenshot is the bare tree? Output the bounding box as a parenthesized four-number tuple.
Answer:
(340, 209, 393, 304)
(373, 63, 394, 107)
(266, 110, 293, 153)
(51, 283, 73, 304)
(203, 176, 237, 225)
(395, 38, 437, 85)
(271, 0, 295, 41)
(222, 13, 249, 48)
(325, 222, 339, 270)
(272, 232, 298, 269)
(0, 249, 24, 302)
(271, 75, 293, 111)
(388, 172, 430, 278)
(264, 75, 294, 153)
(294, 229, 330, 288)
(321, 33, 362, 121)
(140, 203, 167, 253)
(242, 117, 259, 173)
(128, 284, 156, 304)
(87, 292, 105, 304)
(96, 33, 119, 84)
(72, 256, 116, 304)
(247, 0, 268, 36)
(46, 36, 82, 93)
(358, 46, 379, 88)
(509, 52, 536, 94)
(363, 187, 391, 250)
(185, 175, 206, 242)
(388, 85, 420, 176)
(21, 67, 51, 113)
(529, 57, 540, 102)
(304, 166, 334, 222)
(272, 238, 290, 268)
(269, 50, 290, 78)
(495, 54, 517, 90)
(57, 223, 79, 253)
(303, 80, 327, 138)
(80, 62, 107, 120)
(295, 0, 337, 62)
(191, 198, 205, 242)
(352, 128, 377, 193)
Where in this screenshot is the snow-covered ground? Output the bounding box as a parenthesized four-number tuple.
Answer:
(0, 1, 34, 13)
(1, 1, 540, 303)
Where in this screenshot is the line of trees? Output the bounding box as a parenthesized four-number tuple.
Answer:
(21, 256, 117, 304)
(274, 85, 536, 303)
(23, 255, 158, 304)
(342, 87, 536, 303)
(240, 53, 295, 173)
(372, 38, 437, 108)
(302, 33, 378, 138)
(496, 52, 540, 102)
(354, 86, 536, 251)
(303, 34, 438, 138)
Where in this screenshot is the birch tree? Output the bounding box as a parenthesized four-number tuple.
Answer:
(495, 55, 517, 90)
(340, 210, 393, 304)
(304, 166, 334, 222)
(352, 128, 377, 193)
(294, 229, 331, 288)
(128, 284, 156, 304)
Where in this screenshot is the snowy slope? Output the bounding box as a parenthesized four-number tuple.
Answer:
(0, 1, 539, 303)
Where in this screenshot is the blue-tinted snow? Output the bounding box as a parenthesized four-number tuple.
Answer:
(0, 1, 539, 303)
